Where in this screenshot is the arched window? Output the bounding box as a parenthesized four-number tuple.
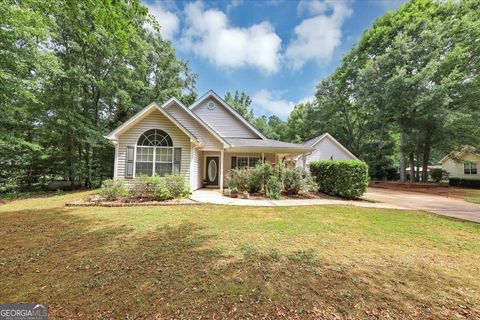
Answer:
(137, 129, 173, 147)
(135, 129, 176, 176)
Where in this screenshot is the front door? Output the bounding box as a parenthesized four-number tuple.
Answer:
(205, 157, 219, 186)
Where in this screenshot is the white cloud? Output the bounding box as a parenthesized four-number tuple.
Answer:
(226, 0, 243, 12)
(299, 95, 314, 104)
(180, 1, 282, 73)
(252, 90, 316, 117)
(286, 0, 352, 69)
(145, 1, 179, 40)
(252, 90, 304, 117)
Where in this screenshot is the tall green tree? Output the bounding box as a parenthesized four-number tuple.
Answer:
(293, 0, 480, 181)
(0, 0, 61, 190)
(0, 0, 196, 192)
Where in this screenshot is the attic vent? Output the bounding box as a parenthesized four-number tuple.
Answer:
(207, 101, 215, 110)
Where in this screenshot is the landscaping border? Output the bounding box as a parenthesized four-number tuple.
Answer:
(66, 199, 200, 207)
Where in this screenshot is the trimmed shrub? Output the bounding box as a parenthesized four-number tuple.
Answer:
(99, 179, 128, 201)
(449, 178, 480, 189)
(252, 162, 274, 191)
(165, 175, 190, 198)
(272, 161, 286, 183)
(129, 175, 189, 200)
(129, 175, 161, 199)
(150, 176, 172, 201)
(244, 168, 261, 193)
(226, 168, 250, 192)
(309, 160, 369, 199)
(430, 168, 449, 183)
(283, 167, 318, 194)
(266, 175, 281, 200)
(283, 168, 303, 194)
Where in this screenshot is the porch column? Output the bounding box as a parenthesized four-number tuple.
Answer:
(219, 149, 224, 191)
(261, 152, 264, 163)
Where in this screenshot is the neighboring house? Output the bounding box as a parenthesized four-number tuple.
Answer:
(294, 133, 358, 168)
(105, 90, 313, 190)
(439, 146, 480, 178)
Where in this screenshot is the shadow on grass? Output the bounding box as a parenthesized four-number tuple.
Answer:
(0, 206, 478, 319)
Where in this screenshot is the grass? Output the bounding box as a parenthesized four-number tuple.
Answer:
(1, 191, 479, 319)
(455, 189, 480, 204)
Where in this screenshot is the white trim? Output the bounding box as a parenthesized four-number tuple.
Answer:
(200, 148, 224, 152)
(220, 149, 224, 191)
(189, 90, 267, 140)
(190, 144, 200, 189)
(464, 161, 478, 175)
(307, 133, 358, 160)
(203, 152, 221, 187)
(439, 150, 480, 164)
(132, 129, 176, 178)
(105, 100, 199, 145)
(303, 133, 327, 148)
(134, 146, 174, 177)
(235, 155, 262, 168)
(113, 143, 119, 179)
(133, 146, 137, 178)
(163, 97, 230, 148)
(439, 151, 460, 164)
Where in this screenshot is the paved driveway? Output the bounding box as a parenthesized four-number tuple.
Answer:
(364, 188, 480, 223)
(191, 189, 405, 209)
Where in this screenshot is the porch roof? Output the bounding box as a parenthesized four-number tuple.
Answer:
(225, 138, 313, 153)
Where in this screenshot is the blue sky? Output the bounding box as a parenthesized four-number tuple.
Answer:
(143, 0, 405, 119)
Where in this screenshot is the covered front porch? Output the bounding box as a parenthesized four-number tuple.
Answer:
(197, 143, 313, 191)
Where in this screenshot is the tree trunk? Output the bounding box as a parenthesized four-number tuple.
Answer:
(421, 138, 431, 183)
(399, 131, 407, 183)
(68, 135, 75, 188)
(409, 152, 415, 183)
(415, 161, 420, 182)
(84, 144, 90, 188)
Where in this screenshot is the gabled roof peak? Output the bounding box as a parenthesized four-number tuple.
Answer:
(104, 99, 198, 144)
(189, 90, 267, 140)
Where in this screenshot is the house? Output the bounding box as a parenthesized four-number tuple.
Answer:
(439, 146, 479, 178)
(294, 133, 358, 168)
(105, 90, 313, 190)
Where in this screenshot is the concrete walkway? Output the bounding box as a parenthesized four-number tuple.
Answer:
(364, 188, 480, 223)
(190, 189, 407, 209)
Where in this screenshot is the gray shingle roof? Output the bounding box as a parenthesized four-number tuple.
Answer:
(302, 133, 327, 147)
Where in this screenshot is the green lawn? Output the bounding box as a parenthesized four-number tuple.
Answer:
(463, 189, 480, 204)
(1, 191, 479, 319)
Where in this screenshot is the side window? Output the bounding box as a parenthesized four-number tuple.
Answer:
(464, 162, 477, 175)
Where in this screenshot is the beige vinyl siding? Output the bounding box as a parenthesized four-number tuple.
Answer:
(198, 151, 205, 188)
(116, 109, 191, 181)
(193, 98, 260, 138)
(164, 103, 224, 150)
(190, 146, 201, 190)
(442, 153, 480, 178)
(300, 137, 356, 168)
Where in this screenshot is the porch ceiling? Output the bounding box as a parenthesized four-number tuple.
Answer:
(225, 138, 313, 154)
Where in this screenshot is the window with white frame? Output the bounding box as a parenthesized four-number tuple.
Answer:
(464, 161, 478, 175)
(236, 156, 262, 169)
(135, 129, 174, 177)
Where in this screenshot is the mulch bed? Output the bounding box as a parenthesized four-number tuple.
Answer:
(227, 191, 336, 200)
(369, 180, 472, 199)
(66, 198, 200, 207)
(370, 180, 448, 189)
